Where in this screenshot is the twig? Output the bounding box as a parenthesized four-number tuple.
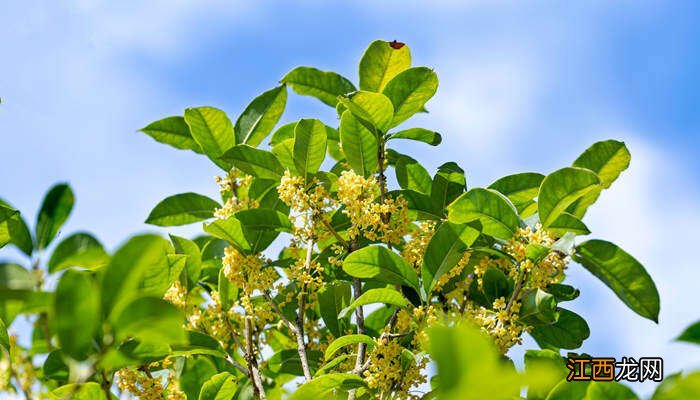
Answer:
(321, 218, 350, 248)
(244, 317, 266, 399)
(295, 237, 315, 381)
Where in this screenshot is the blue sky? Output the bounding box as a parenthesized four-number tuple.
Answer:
(1, 1, 699, 396)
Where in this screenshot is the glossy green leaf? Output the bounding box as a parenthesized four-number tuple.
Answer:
(282, 66, 356, 107)
(339, 111, 378, 177)
(568, 140, 631, 218)
(269, 121, 296, 146)
(546, 380, 591, 400)
(677, 320, 700, 345)
(388, 127, 442, 146)
(48, 233, 109, 272)
(0, 199, 32, 256)
(0, 263, 34, 290)
(36, 183, 74, 249)
(235, 85, 287, 147)
(524, 349, 568, 400)
(488, 172, 545, 205)
(180, 356, 218, 400)
(271, 138, 297, 172)
(236, 208, 291, 253)
(146, 192, 220, 227)
(575, 240, 660, 322)
(203, 217, 250, 253)
(43, 350, 69, 381)
(651, 371, 700, 400)
(482, 267, 513, 304)
(0, 317, 9, 351)
(339, 288, 409, 319)
(114, 297, 185, 344)
(519, 289, 559, 326)
(422, 221, 480, 294)
(294, 118, 328, 179)
(359, 40, 411, 92)
(395, 153, 432, 194)
(49, 382, 109, 400)
(55, 270, 100, 360)
(538, 167, 600, 228)
(431, 162, 466, 210)
(547, 284, 580, 302)
(198, 372, 238, 400)
(389, 189, 444, 220)
(317, 281, 352, 338)
(141, 254, 186, 297)
(383, 67, 438, 127)
(546, 213, 590, 237)
(324, 334, 376, 361)
(447, 188, 519, 239)
(184, 106, 235, 170)
(101, 234, 171, 319)
(530, 308, 590, 350)
(140, 115, 202, 153)
(338, 91, 394, 135)
(219, 144, 286, 180)
(268, 348, 323, 376)
(290, 373, 366, 399)
(170, 234, 202, 287)
(343, 245, 420, 291)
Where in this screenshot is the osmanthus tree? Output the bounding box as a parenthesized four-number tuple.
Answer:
(0, 39, 695, 399)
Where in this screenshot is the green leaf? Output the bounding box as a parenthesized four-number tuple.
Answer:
(339, 288, 408, 319)
(388, 128, 442, 146)
(282, 66, 356, 107)
(482, 267, 513, 304)
(488, 172, 545, 205)
(114, 297, 185, 344)
(338, 91, 394, 135)
(219, 144, 286, 180)
(389, 189, 444, 220)
(359, 40, 411, 92)
(48, 233, 109, 273)
(141, 254, 186, 297)
(36, 183, 74, 249)
(236, 208, 291, 253)
(538, 167, 600, 228)
(574, 240, 659, 322)
(180, 357, 218, 400)
(55, 270, 100, 360)
(271, 138, 297, 172)
(573, 140, 631, 189)
(546, 213, 590, 236)
(530, 308, 590, 350)
(382, 67, 438, 127)
(203, 217, 250, 253)
(0, 263, 34, 290)
(524, 349, 568, 400)
(339, 111, 378, 177)
(394, 153, 432, 195)
(342, 245, 419, 291)
(0, 317, 9, 351)
(519, 289, 559, 326)
(146, 193, 221, 226)
(50, 382, 109, 400)
(170, 234, 202, 287)
(140, 115, 202, 153)
(547, 284, 580, 302)
(546, 380, 591, 400)
(289, 373, 366, 400)
(235, 85, 287, 147)
(317, 281, 352, 338)
(447, 188, 520, 240)
(586, 381, 640, 400)
(422, 221, 480, 294)
(269, 121, 296, 146)
(677, 320, 700, 345)
(650, 371, 700, 400)
(0, 206, 19, 249)
(568, 140, 631, 219)
(526, 243, 552, 264)
(184, 106, 235, 170)
(294, 118, 328, 179)
(101, 234, 171, 319)
(43, 350, 69, 381)
(198, 372, 238, 400)
(268, 349, 323, 376)
(0, 199, 33, 256)
(325, 334, 376, 361)
(431, 162, 466, 210)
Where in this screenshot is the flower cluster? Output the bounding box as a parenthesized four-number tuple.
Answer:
(336, 170, 411, 245)
(214, 173, 257, 219)
(401, 221, 436, 271)
(363, 338, 428, 400)
(0, 335, 36, 396)
(464, 297, 525, 353)
(116, 367, 185, 400)
(163, 280, 187, 309)
(278, 170, 334, 242)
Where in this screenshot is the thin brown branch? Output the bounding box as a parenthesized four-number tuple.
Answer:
(244, 317, 266, 399)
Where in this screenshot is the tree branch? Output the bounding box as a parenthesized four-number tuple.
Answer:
(244, 317, 266, 399)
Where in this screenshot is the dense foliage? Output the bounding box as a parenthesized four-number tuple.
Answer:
(1, 39, 699, 399)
